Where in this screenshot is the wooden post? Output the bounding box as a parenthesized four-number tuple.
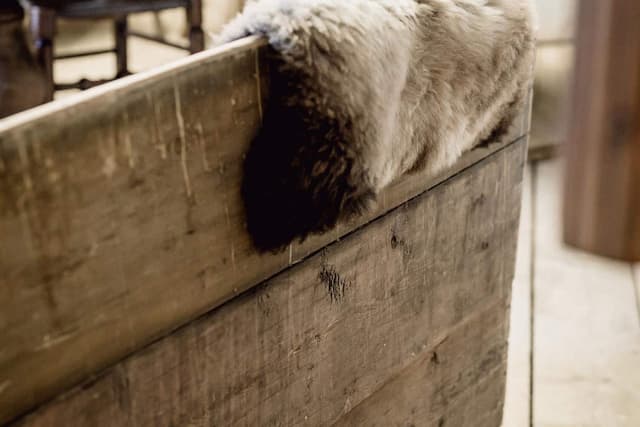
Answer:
(563, 0, 640, 261)
(0, 0, 48, 116)
(187, 0, 204, 53)
(28, 5, 56, 101)
(114, 15, 128, 77)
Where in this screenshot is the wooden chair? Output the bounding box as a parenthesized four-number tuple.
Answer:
(25, 0, 204, 100)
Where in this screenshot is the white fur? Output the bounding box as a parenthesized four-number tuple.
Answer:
(218, 0, 536, 249)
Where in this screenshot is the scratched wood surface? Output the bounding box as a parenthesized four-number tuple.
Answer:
(0, 35, 530, 423)
(11, 137, 526, 427)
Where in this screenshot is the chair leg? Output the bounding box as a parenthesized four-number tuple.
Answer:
(114, 15, 128, 78)
(29, 6, 55, 101)
(187, 0, 204, 53)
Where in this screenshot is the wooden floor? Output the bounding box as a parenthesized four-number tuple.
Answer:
(502, 159, 640, 427)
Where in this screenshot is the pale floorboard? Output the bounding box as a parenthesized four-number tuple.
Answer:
(532, 160, 640, 427)
(635, 266, 640, 321)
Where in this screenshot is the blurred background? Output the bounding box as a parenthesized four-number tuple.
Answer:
(0, 0, 639, 426)
(529, 0, 574, 160)
(50, 0, 245, 96)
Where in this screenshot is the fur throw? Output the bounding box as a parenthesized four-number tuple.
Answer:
(218, 0, 536, 251)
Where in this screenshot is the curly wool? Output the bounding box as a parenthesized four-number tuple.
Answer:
(218, 0, 536, 251)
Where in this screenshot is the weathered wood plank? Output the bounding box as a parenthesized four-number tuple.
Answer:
(11, 137, 526, 427)
(333, 302, 509, 427)
(0, 34, 529, 423)
(501, 165, 532, 427)
(0, 36, 269, 423)
(534, 160, 640, 427)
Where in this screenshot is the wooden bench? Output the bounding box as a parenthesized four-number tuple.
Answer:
(0, 36, 531, 426)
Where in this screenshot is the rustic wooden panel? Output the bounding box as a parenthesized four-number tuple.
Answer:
(563, 0, 640, 261)
(11, 137, 526, 427)
(0, 33, 530, 423)
(502, 165, 532, 427)
(0, 36, 267, 423)
(333, 303, 509, 427)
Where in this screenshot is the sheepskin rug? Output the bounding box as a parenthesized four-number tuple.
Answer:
(218, 0, 536, 250)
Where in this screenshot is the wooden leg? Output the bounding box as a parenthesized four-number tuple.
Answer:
(563, 0, 640, 261)
(187, 0, 204, 53)
(29, 6, 55, 101)
(114, 15, 128, 77)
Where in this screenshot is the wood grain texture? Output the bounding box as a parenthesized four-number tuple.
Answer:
(0, 35, 530, 423)
(333, 304, 509, 427)
(563, 0, 640, 261)
(12, 137, 527, 427)
(501, 166, 532, 427)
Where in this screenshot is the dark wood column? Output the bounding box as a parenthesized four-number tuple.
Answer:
(0, 0, 49, 117)
(564, 0, 640, 261)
